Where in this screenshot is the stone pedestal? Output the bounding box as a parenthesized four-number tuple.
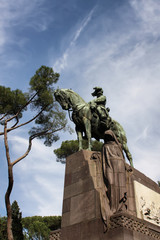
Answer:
(60, 150, 160, 240)
(61, 150, 104, 240)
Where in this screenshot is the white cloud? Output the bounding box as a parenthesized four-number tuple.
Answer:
(130, 0, 160, 36)
(132, 144, 160, 182)
(0, 0, 51, 57)
(135, 126, 150, 142)
(71, 6, 96, 45)
(18, 173, 64, 216)
(54, 6, 97, 72)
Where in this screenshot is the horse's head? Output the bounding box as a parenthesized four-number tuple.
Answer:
(54, 89, 71, 110)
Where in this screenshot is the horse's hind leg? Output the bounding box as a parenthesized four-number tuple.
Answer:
(122, 142, 134, 167)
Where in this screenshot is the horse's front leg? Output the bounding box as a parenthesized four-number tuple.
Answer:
(83, 117, 92, 151)
(76, 127, 83, 151)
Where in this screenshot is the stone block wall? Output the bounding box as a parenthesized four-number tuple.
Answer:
(60, 150, 160, 240)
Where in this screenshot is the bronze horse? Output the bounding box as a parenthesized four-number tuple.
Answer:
(54, 88, 133, 166)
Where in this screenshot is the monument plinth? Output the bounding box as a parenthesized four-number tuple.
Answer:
(60, 150, 160, 240)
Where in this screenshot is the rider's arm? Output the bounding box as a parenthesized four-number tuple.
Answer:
(94, 96, 106, 105)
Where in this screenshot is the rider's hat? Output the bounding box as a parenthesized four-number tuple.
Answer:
(92, 87, 103, 96)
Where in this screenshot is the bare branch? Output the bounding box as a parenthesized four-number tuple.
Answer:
(12, 135, 33, 166)
(0, 106, 46, 136)
(0, 113, 8, 121)
(44, 126, 65, 135)
(12, 125, 65, 166)
(6, 92, 38, 124)
(10, 116, 19, 128)
(9, 107, 45, 131)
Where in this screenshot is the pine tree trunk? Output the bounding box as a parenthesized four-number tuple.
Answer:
(5, 164, 14, 240)
(4, 120, 14, 240)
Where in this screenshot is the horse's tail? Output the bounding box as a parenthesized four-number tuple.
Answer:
(110, 119, 127, 143)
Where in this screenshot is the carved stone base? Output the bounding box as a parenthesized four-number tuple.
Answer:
(50, 213, 160, 240)
(50, 229, 61, 240)
(59, 150, 160, 240)
(109, 212, 160, 240)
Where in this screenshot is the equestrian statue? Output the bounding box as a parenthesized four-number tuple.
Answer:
(54, 87, 133, 167)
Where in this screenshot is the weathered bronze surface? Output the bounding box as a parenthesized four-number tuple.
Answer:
(90, 87, 110, 123)
(54, 88, 133, 166)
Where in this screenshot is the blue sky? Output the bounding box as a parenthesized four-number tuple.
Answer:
(0, 0, 160, 217)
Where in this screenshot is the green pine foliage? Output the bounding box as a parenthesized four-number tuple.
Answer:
(28, 66, 67, 146)
(22, 216, 61, 239)
(11, 201, 24, 240)
(24, 221, 50, 240)
(0, 86, 28, 121)
(0, 215, 61, 240)
(0, 216, 7, 240)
